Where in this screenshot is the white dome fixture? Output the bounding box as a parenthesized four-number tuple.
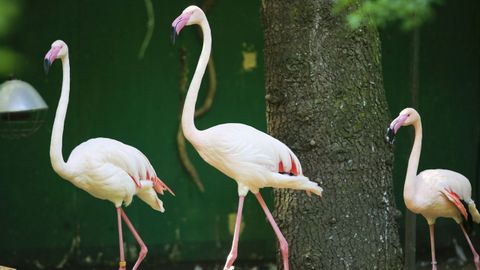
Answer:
(0, 79, 48, 139)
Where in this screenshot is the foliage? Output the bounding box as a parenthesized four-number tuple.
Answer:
(334, 0, 443, 30)
(0, 0, 22, 36)
(0, 0, 24, 77)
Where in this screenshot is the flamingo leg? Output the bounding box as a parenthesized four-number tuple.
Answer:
(459, 223, 480, 270)
(255, 192, 289, 270)
(223, 195, 245, 270)
(120, 209, 148, 270)
(117, 208, 126, 270)
(429, 224, 437, 270)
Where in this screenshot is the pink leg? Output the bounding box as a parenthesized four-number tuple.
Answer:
(429, 224, 437, 270)
(255, 192, 289, 270)
(223, 195, 245, 270)
(459, 223, 480, 270)
(120, 209, 148, 270)
(117, 208, 126, 270)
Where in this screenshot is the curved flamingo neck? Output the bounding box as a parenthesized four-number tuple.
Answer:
(181, 18, 211, 144)
(404, 119, 422, 201)
(50, 55, 73, 178)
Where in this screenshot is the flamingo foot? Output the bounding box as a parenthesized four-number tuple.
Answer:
(223, 251, 237, 270)
(120, 209, 148, 270)
(223, 196, 244, 270)
(280, 238, 289, 270)
(431, 261, 437, 270)
(131, 245, 148, 270)
(459, 223, 480, 270)
(255, 192, 290, 270)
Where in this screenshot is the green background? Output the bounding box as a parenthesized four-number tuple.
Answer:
(0, 0, 478, 268)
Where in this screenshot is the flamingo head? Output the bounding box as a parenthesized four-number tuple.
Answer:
(171, 5, 205, 43)
(385, 108, 420, 144)
(44, 40, 68, 74)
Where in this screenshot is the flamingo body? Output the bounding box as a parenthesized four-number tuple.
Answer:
(64, 137, 166, 211)
(194, 123, 321, 196)
(408, 169, 474, 224)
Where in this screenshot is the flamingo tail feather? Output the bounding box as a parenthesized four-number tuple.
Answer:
(467, 200, 480, 223)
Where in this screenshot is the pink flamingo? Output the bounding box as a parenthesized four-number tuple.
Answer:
(44, 40, 174, 270)
(386, 108, 480, 270)
(171, 6, 323, 270)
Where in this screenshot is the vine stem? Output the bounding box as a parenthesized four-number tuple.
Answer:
(138, 0, 154, 59)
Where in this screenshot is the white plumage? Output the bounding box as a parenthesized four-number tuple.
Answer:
(65, 137, 167, 211)
(172, 6, 322, 270)
(387, 108, 480, 270)
(196, 123, 320, 196)
(44, 40, 172, 270)
(410, 169, 478, 224)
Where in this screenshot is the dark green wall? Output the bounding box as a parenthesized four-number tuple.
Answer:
(0, 0, 272, 268)
(382, 0, 480, 258)
(0, 0, 478, 268)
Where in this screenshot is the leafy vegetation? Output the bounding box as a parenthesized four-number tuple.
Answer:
(334, 0, 443, 30)
(0, 0, 24, 76)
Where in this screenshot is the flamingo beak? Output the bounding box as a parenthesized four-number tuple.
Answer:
(385, 127, 396, 144)
(171, 12, 192, 44)
(385, 114, 408, 144)
(171, 26, 178, 44)
(44, 46, 62, 74)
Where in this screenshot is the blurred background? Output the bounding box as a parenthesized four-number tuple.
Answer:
(0, 0, 478, 269)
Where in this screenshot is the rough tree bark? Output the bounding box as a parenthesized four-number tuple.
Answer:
(262, 0, 404, 269)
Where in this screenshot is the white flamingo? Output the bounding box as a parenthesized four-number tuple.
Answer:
(386, 108, 480, 270)
(171, 6, 323, 270)
(44, 40, 174, 270)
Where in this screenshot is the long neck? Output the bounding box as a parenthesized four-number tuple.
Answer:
(404, 119, 422, 197)
(50, 56, 73, 178)
(181, 19, 211, 144)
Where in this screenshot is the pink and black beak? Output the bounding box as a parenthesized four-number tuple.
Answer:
(385, 114, 408, 144)
(171, 11, 192, 44)
(44, 45, 62, 74)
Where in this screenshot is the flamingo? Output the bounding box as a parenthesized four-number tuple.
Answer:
(44, 40, 174, 270)
(386, 107, 480, 270)
(171, 6, 323, 270)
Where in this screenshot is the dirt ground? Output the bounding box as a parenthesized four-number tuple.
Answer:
(2, 259, 477, 269)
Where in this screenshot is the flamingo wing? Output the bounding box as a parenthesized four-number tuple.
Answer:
(67, 138, 174, 199)
(419, 169, 472, 221)
(200, 124, 302, 175)
(197, 124, 322, 196)
(441, 188, 468, 220)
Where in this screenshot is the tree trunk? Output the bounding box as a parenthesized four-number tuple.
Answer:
(261, 0, 404, 269)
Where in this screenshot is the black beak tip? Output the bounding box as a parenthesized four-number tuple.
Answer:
(171, 27, 178, 44)
(385, 128, 396, 144)
(44, 59, 51, 75)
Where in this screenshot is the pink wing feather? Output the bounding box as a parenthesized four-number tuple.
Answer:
(278, 155, 300, 176)
(441, 187, 468, 220)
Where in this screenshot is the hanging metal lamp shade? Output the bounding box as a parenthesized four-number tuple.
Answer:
(0, 79, 48, 139)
